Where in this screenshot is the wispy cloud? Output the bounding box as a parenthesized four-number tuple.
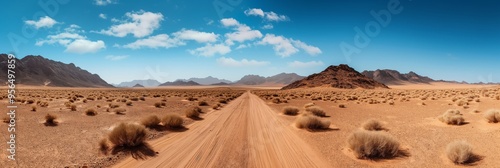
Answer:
(172, 29, 219, 43)
(221, 18, 263, 45)
(105, 55, 128, 61)
(217, 57, 269, 67)
(291, 40, 322, 55)
(99, 13, 107, 19)
(36, 25, 106, 54)
(94, 0, 117, 6)
(122, 34, 182, 49)
(244, 8, 289, 22)
(95, 10, 163, 38)
(262, 24, 273, 29)
(258, 34, 322, 57)
(25, 16, 58, 29)
(288, 61, 324, 68)
(189, 43, 231, 57)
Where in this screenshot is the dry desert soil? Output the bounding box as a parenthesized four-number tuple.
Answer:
(1, 84, 500, 168)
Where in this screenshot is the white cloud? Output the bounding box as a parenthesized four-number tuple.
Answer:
(288, 61, 324, 68)
(94, 0, 116, 6)
(123, 34, 183, 49)
(220, 18, 263, 45)
(65, 39, 106, 54)
(236, 44, 249, 50)
(207, 20, 214, 25)
(189, 43, 231, 57)
(99, 13, 107, 19)
(25, 16, 58, 29)
(258, 34, 322, 57)
(96, 10, 163, 38)
(220, 18, 239, 27)
(217, 57, 269, 67)
(105, 55, 128, 61)
(244, 8, 288, 22)
(291, 40, 322, 55)
(36, 25, 106, 54)
(258, 34, 298, 57)
(172, 29, 218, 43)
(262, 24, 273, 29)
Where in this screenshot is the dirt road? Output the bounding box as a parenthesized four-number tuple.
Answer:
(113, 91, 328, 168)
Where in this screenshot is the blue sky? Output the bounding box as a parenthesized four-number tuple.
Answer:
(1, 0, 499, 84)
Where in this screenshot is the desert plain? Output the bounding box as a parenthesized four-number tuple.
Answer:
(0, 83, 499, 168)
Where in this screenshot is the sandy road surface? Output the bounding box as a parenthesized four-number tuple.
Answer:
(113, 91, 328, 168)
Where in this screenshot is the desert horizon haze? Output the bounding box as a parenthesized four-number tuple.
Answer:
(1, 0, 500, 168)
(1, 0, 499, 84)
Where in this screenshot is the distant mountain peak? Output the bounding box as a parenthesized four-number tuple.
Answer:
(0, 54, 112, 87)
(362, 69, 434, 85)
(282, 64, 388, 90)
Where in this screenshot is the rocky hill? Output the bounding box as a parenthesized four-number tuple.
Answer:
(0, 54, 112, 87)
(361, 69, 434, 85)
(159, 80, 200, 86)
(235, 73, 304, 85)
(282, 64, 388, 90)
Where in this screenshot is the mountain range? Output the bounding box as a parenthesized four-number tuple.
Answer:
(361, 69, 434, 85)
(0, 54, 111, 87)
(115, 79, 162, 87)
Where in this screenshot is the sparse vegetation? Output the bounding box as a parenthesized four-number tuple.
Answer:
(154, 102, 162, 108)
(162, 114, 184, 128)
(438, 109, 465, 125)
(347, 130, 400, 159)
(108, 123, 147, 148)
(295, 114, 330, 130)
(31, 105, 37, 112)
(141, 115, 161, 128)
(114, 108, 126, 115)
(85, 108, 97, 116)
(446, 141, 475, 164)
(99, 138, 110, 155)
(484, 109, 500, 123)
(198, 101, 209, 106)
(44, 113, 58, 126)
(362, 119, 386, 131)
(282, 106, 299, 115)
(70, 104, 77, 111)
(185, 107, 201, 119)
(305, 106, 326, 117)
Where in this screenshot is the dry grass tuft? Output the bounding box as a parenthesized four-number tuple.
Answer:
(108, 123, 147, 148)
(44, 113, 58, 126)
(162, 113, 184, 128)
(305, 106, 326, 117)
(141, 115, 161, 128)
(446, 140, 476, 164)
(70, 104, 77, 111)
(85, 108, 97, 116)
(438, 109, 465, 125)
(484, 109, 500, 123)
(154, 102, 162, 108)
(362, 119, 387, 131)
(114, 108, 126, 115)
(282, 106, 300, 115)
(185, 107, 201, 119)
(347, 130, 400, 159)
(303, 102, 315, 109)
(295, 114, 330, 130)
(31, 105, 37, 111)
(198, 101, 209, 106)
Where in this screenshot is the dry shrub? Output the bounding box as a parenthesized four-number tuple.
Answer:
(198, 101, 209, 106)
(44, 113, 58, 126)
(162, 114, 184, 128)
(141, 115, 161, 128)
(347, 130, 400, 159)
(484, 109, 500, 123)
(295, 114, 330, 130)
(108, 123, 146, 148)
(362, 119, 386, 131)
(126, 101, 132, 106)
(272, 98, 281, 104)
(446, 141, 474, 164)
(306, 106, 326, 117)
(26, 99, 35, 104)
(212, 104, 221, 110)
(99, 138, 110, 155)
(339, 104, 346, 108)
(185, 107, 201, 119)
(31, 105, 37, 111)
(282, 106, 299, 115)
(85, 108, 97, 116)
(438, 109, 465, 125)
(70, 104, 77, 111)
(154, 102, 162, 108)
